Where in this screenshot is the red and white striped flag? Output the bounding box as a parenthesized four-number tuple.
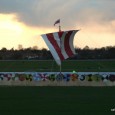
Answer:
(54, 19, 60, 26)
(41, 30, 79, 65)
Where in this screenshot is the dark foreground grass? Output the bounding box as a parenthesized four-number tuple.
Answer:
(0, 86, 115, 115)
(0, 60, 115, 72)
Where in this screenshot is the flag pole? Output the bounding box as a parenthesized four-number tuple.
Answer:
(54, 19, 62, 73)
(59, 22, 62, 74)
(60, 63, 62, 73)
(59, 23, 61, 32)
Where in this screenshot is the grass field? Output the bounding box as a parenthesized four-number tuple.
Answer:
(0, 60, 115, 115)
(0, 60, 115, 72)
(0, 86, 115, 115)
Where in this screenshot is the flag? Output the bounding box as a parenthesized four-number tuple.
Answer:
(41, 30, 79, 65)
(54, 19, 60, 26)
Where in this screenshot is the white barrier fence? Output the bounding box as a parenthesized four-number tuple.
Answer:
(0, 72, 115, 86)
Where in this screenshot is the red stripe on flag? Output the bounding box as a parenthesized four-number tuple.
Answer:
(64, 31, 74, 57)
(58, 31, 63, 39)
(46, 33, 65, 60)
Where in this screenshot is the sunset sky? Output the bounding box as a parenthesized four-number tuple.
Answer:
(0, 0, 115, 49)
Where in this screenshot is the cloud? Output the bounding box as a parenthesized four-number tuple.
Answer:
(0, 0, 115, 49)
(0, 0, 115, 29)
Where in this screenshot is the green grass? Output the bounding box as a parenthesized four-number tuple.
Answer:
(0, 60, 115, 72)
(0, 86, 115, 115)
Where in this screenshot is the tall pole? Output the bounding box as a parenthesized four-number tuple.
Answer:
(60, 63, 62, 73)
(59, 22, 62, 73)
(59, 25, 61, 32)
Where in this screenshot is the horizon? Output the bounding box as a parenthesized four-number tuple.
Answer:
(0, 44, 115, 51)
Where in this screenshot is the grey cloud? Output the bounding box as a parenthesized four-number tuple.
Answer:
(0, 0, 115, 28)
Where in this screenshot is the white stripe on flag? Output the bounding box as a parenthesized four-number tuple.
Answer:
(53, 32, 61, 48)
(69, 30, 77, 54)
(61, 32, 69, 59)
(41, 34, 61, 65)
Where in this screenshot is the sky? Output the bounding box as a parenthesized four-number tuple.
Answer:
(0, 0, 115, 49)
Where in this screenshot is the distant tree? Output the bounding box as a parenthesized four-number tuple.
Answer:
(25, 47, 32, 51)
(10, 47, 14, 51)
(32, 46, 38, 50)
(1, 47, 7, 52)
(18, 44, 23, 50)
(83, 46, 89, 50)
(0, 45, 115, 60)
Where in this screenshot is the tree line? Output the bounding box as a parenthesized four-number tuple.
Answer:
(0, 46, 115, 60)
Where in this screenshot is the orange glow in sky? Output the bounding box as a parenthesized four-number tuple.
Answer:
(0, 13, 115, 50)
